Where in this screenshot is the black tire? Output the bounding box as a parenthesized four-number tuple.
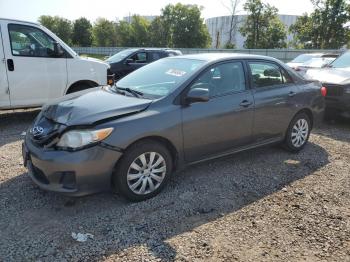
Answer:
(283, 112, 311, 153)
(112, 140, 173, 202)
(67, 83, 97, 94)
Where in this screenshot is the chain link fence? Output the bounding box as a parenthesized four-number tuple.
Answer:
(72, 47, 342, 62)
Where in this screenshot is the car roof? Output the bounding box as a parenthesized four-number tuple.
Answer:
(129, 48, 180, 52)
(0, 17, 39, 26)
(170, 53, 281, 63)
(298, 53, 339, 58)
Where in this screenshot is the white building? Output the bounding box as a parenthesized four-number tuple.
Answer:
(205, 15, 299, 48)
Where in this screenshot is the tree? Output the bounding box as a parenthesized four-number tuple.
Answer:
(92, 18, 117, 47)
(72, 17, 92, 47)
(289, 14, 313, 48)
(117, 15, 150, 47)
(130, 16, 150, 46)
(290, 0, 350, 49)
(149, 17, 169, 47)
(222, 0, 242, 48)
(38, 15, 73, 44)
(239, 0, 287, 49)
(161, 4, 211, 48)
(116, 21, 133, 46)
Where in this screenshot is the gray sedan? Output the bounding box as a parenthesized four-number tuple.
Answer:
(23, 54, 325, 201)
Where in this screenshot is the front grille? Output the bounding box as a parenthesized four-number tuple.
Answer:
(323, 84, 344, 97)
(30, 116, 61, 147)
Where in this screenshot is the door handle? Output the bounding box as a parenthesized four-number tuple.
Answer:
(288, 91, 296, 97)
(7, 59, 14, 71)
(239, 100, 253, 108)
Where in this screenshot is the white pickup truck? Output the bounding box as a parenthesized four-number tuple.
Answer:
(0, 18, 113, 109)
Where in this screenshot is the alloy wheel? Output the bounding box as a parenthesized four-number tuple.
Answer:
(127, 152, 167, 195)
(291, 119, 309, 148)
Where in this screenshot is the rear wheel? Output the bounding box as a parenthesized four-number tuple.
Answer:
(113, 140, 173, 201)
(283, 113, 311, 152)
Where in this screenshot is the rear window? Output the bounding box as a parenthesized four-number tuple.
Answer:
(291, 54, 319, 63)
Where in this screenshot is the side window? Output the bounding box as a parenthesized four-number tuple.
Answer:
(129, 52, 147, 63)
(249, 62, 283, 88)
(281, 69, 294, 84)
(150, 52, 161, 61)
(8, 24, 56, 57)
(190, 62, 246, 97)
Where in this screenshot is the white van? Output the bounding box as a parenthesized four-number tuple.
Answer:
(0, 18, 113, 109)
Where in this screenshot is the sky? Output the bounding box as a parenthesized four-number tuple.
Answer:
(0, 0, 315, 23)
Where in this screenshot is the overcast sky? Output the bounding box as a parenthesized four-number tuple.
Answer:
(0, 0, 315, 23)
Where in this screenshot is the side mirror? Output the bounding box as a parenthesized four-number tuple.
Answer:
(185, 88, 209, 104)
(53, 42, 65, 57)
(125, 58, 134, 65)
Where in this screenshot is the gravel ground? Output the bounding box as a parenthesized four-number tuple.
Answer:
(0, 109, 349, 262)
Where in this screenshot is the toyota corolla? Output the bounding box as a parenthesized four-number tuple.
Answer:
(23, 54, 326, 201)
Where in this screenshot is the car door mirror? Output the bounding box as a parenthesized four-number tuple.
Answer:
(53, 42, 65, 57)
(185, 88, 209, 104)
(125, 58, 134, 65)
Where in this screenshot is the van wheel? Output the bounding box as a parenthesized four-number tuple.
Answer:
(283, 113, 311, 152)
(113, 140, 173, 201)
(67, 82, 97, 94)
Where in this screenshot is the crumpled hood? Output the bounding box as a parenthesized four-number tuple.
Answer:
(42, 87, 152, 126)
(304, 67, 350, 85)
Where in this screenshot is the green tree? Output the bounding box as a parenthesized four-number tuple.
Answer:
(130, 16, 150, 46)
(149, 17, 169, 47)
(72, 17, 92, 47)
(38, 15, 73, 44)
(116, 15, 150, 47)
(160, 3, 211, 48)
(92, 18, 117, 47)
(116, 21, 133, 46)
(290, 0, 350, 49)
(239, 0, 287, 49)
(224, 42, 236, 49)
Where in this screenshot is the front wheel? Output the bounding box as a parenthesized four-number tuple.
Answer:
(283, 113, 311, 152)
(113, 140, 173, 201)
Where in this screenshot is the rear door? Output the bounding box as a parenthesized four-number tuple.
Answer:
(247, 60, 300, 142)
(0, 23, 10, 108)
(149, 51, 163, 62)
(2, 22, 67, 107)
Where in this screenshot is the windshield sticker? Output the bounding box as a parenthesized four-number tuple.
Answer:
(166, 69, 187, 77)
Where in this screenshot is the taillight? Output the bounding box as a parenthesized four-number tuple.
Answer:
(321, 86, 327, 97)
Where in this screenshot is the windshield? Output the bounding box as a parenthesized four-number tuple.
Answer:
(291, 54, 320, 63)
(303, 57, 335, 68)
(106, 49, 136, 63)
(116, 58, 206, 98)
(330, 52, 350, 68)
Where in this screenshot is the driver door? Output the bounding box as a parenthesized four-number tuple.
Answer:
(124, 51, 148, 75)
(182, 61, 255, 163)
(2, 22, 67, 107)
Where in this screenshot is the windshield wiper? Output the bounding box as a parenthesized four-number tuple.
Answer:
(115, 87, 144, 98)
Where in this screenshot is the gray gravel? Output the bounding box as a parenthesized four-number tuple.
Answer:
(0, 109, 349, 261)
